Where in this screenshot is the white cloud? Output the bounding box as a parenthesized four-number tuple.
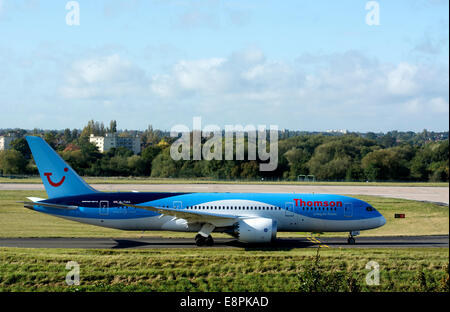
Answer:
(403, 98, 422, 114)
(75, 54, 140, 84)
(149, 48, 297, 102)
(57, 49, 448, 131)
(150, 74, 174, 98)
(429, 97, 449, 113)
(60, 54, 147, 99)
(147, 49, 448, 116)
(387, 63, 419, 95)
(174, 58, 227, 92)
(403, 97, 449, 115)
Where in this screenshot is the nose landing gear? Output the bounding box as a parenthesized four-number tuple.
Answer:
(347, 230, 360, 245)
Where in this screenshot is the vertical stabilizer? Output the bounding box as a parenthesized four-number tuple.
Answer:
(26, 136, 98, 198)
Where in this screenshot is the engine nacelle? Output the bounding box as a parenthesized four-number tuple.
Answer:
(233, 218, 277, 243)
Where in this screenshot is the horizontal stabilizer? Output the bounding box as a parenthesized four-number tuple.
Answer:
(26, 197, 46, 202)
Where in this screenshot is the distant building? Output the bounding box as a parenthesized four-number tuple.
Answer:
(0, 134, 17, 151)
(326, 129, 348, 134)
(89, 133, 141, 154)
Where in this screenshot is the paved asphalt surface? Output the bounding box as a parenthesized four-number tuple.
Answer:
(0, 235, 447, 249)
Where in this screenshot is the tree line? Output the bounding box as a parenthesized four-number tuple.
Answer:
(0, 123, 448, 182)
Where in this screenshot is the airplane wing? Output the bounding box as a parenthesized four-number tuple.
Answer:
(119, 201, 236, 223)
(19, 199, 236, 224)
(18, 201, 78, 210)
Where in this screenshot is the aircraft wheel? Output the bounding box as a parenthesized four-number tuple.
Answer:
(195, 234, 206, 246)
(347, 237, 356, 245)
(205, 235, 214, 246)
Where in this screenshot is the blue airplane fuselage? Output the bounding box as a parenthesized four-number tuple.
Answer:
(36, 192, 386, 233)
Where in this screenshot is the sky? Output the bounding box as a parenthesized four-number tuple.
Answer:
(0, 0, 448, 132)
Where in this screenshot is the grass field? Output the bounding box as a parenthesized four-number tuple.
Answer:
(0, 190, 448, 238)
(0, 176, 448, 187)
(0, 247, 448, 292)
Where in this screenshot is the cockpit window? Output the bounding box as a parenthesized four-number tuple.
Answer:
(366, 206, 374, 212)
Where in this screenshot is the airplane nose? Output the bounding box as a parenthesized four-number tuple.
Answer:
(378, 215, 386, 227)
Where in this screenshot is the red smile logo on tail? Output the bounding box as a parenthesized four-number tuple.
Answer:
(44, 168, 68, 187)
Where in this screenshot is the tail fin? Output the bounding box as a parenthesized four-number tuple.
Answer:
(26, 136, 98, 198)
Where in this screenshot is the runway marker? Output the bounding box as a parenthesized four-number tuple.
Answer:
(307, 236, 330, 248)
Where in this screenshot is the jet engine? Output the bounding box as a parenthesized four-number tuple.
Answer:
(232, 218, 277, 243)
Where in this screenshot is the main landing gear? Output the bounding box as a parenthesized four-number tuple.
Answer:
(195, 223, 215, 246)
(195, 234, 214, 246)
(347, 230, 360, 245)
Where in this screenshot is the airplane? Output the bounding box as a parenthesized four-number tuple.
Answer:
(20, 136, 386, 246)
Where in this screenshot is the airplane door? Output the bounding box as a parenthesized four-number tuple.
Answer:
(285, 202, 294, 217)
(344, 203, 353, 217)
(173, 201, 182, 209)
(99, 201, 109, 216)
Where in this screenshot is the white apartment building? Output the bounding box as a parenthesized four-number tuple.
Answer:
(89, 133, 141, 154)
(326, 129, 348, 134)
(0, 134, 17, 151)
